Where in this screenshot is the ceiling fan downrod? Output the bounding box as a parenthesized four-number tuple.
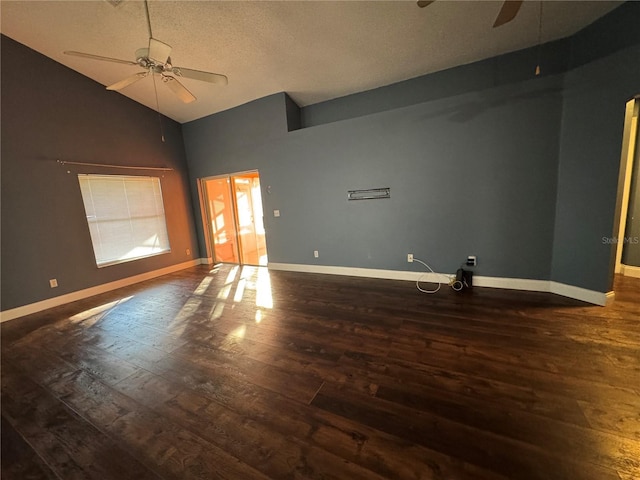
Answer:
(535, 1, 544, 76)
(144, 0, 154, 39)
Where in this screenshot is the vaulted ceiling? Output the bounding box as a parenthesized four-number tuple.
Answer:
(0, 1, 623, 123)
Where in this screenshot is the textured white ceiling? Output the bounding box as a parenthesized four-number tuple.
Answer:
(0, 0, 623, 124)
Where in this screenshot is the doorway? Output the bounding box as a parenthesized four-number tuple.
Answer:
(613, 98, 640, 279)
(201, 171, 268, 266)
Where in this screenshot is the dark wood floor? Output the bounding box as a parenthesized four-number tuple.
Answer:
(2, 265, 639, 480)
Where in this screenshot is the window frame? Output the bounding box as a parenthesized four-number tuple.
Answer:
(77, 173, 172, 268)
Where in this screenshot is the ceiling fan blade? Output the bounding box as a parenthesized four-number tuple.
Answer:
(171, 66, 228, 85)
(493, 0, 523, 28)
(64, 51, 137, 66)
(416, 1, 435, 8)
(163, 76, 196, 103)
(106, 72, 149, 91)
(148, 38, 172, 64)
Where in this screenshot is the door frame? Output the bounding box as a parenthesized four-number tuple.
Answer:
(612, 98, 639, 279)
(198, 169, 264, 266)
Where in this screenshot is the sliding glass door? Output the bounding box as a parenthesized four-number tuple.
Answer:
(201, 172, 267, 266)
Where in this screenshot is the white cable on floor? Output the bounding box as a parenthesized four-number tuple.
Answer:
(412, 257, 454, 294)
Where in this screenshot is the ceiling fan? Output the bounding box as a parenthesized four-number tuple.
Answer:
(64, 0, 227, 104)
(417, 0, 524, 28)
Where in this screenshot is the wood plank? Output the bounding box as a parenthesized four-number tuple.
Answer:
(111, 355, 507, 480)
(2, 264, 639, 480)
(1, 361, 159, 480)
(311, 382, 623, 480)
(387, 342, 640, 408)
(170, 342, 325, 404)
(137, 376, 390, 479)
(373, 381, 640, 476)
(335, 350, 591, 427)
(1, 415, 59, 480)
(578, 400, 640, 441)
(18, 357, 272, 480)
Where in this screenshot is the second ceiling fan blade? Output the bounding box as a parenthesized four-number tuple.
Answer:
(64, 51, 137, 65)
(106, 72, 149, 91)
(493, 0, 523, 28)
(172, 67, 228, 85)
(149, 38, 172, 64)
(416, 1, 435, 8)
(163, 76, 196, 103)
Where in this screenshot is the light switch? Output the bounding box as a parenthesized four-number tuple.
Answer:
(273, 209, 280, 217)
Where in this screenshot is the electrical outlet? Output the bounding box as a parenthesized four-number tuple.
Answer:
(49, 279, 58, 288)
(466, 255, 477, 267)
(273, 209, 281, 217)
(186, 248, 191, 256)
(314, 250, 319, 258)
(407, 253, 414, 263)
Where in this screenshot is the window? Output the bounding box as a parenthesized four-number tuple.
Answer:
(78, 174, 171, 267)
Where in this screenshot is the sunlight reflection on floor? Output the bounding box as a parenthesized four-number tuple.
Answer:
(170, 264, 276, 340)
(69, 296, 134, 327)
(256, 267, 273, 309)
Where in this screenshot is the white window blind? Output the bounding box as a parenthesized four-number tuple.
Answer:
(78, 174, 171, 267)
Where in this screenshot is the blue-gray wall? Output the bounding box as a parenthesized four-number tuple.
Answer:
(1, 35, 200, 311)
(549, 2, 640, 291)
(551, 43, 640, 290)
(300, 37, 569, 129)
(181, 93, 292, 258)
(184, 78, 563, 279)
(183, 2, 640, 293)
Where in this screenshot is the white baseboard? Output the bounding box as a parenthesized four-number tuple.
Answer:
(0, 259, 205, 323)
(268, 263, 611, 306)
(549, 282, 611, 306)
(1, 260, 615, 323)
(620, 264, 640, 279)
(199, 258, 213, 266)
(472, 275, 550, 292)
(604, 291, 616, 307)
(266, 262, 450, 283)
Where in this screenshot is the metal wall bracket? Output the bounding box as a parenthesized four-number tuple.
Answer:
(347, 187, 390, 201)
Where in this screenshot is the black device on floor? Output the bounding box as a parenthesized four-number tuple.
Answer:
(452, 268, 473, 291)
